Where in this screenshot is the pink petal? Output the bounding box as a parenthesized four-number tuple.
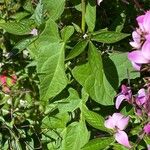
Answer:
(136, 15, 145, 31)
(112, 113, 124, 121)
(132, 31, 141, 43)
(143, 11, 150, 33)
(97, 0, 103, 5)
(131, 61, 141, 71)
(121, 85, 128, 94)
(145, 34, 150, 41)
(105, 113, 130, 131)
(3, 86, 10, 93)
(136, 15, 144, 24)
(115, 94, 126, 109)
(138, 88, 146, 97)
(128, 50, 149, 64)
(129, 41, 141, 49)
(116, 116, 130, 130)
(115, 130, 131, 148)
(147, 144, 150, 150)
(136, 88, 147, 106)
(141, 41, 150, 61)
(11, 74, 17, 84)
(0, 75, 7, 85)
(30, 28, 38, 36)
(104, 113, 125, 129)
(104, 116, 115, 129)
(135, 108, 142, 116)
(144, 123, 150, 134)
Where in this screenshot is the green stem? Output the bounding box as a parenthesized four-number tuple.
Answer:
(81, 0, 86, 34)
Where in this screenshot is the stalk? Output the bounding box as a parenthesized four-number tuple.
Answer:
(81, 0, 86, 34)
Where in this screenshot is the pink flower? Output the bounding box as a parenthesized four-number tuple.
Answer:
(0, 75, 7, 85)
(30, 28, 38, 36)
(115, 85, 132, 109)
(144, 123, 150, 134)
(104, 113, 131, 148)
(0, 71, 17, 93)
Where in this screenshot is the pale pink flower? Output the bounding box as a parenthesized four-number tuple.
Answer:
(30, 28, 38, 36)
(104, 113, 131, 148)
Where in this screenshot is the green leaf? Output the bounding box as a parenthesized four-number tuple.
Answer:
(81, 137, 114, 150)
(113, 144, 129, 150)
(58, 88, 81, 113)
(10, 12, 30, 21)
(83, 106, 108, 132)
(72, 23, 82, 33)
(130, 125, 141, 136)
(85, 1, 96, 32)
(115, 12, 126, 32)
(42, 113, 69, 129)
(91, 31, 129, 43)
(61, 26, 74, 42)
(81, 88, 89, 103)
(144, 136, 150, 145)
(103, 52, 140, 91)
(37, 18, 61, 43)
(66, 40, 88, 60)
(29, 18, 61, 58)
(73, 46, 139, 105)
(43, 0, 66, 21)
(37, 42, 68, 104)
(71, 1, 82, 12)
(2, 141, 9, 150)
(72, 42, 114, 105)
(0, 21, 32, 35)
(13, 37, 37, 51)
(0, 94, 11, 106)
(33, 0, 43, 26)
(61, 121, 90, 150)
(23, 0, 34, 12)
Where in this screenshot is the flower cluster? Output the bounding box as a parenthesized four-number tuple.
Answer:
(104, 11, 150, 148)
(104, 84, 150, 148)
(128, 11, 150, 70)
(116, 84, 150, 116)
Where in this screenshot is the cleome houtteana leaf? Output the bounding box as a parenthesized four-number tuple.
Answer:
(37, 42, 68, 104)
